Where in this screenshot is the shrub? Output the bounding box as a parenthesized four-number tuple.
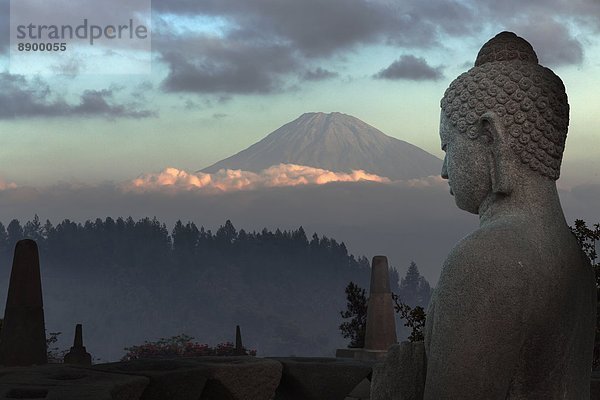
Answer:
(121, 334, 257, 361)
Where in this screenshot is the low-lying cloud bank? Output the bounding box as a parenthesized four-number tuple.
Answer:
(124, 164, 396, 193)
(0, 166, 597, 285)
(0, 177, 16, 190)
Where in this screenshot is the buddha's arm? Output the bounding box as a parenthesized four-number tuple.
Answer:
(423, 241, 530, 400)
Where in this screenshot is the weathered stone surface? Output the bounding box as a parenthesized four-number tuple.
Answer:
(93, 358, 208, 400)
(364, 256, 397, 351)
(0, 239, 47, 367)
(194, 356, 282, 400)
(371, 342, 426, 400)
(272, 357, 372, 400)
(591, 371, 600, 399)
(336, 348, 360, 359)
(347, 377, 371, 399)
(336, 347, 389, 361)
(425, 31, 596, 399)
(0, 364, 148, 400)
(96, 356, 281, 400)
(64, 324, 92, 366)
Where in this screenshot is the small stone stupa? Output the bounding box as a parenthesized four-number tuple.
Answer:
(337, 255, 397, 360)
(234, 325, 247, 356)
(0, 239, 48, 366)
(364, 256, 398, 352)
(63, 323, 92, 366)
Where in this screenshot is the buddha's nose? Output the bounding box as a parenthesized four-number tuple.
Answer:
(441, 156, 448, 179)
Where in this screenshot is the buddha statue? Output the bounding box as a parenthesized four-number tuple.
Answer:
(423, 32, 596, 399)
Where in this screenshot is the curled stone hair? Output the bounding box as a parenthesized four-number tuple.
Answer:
(440, 31, 569, 180)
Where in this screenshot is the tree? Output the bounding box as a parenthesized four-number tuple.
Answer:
(391, 293, 427, 342)
(23, 214, 43, 242)
(292, 226, 308, 246)
(6, 219, 23, 251)
(339, 281, 368, 348)
(46, 331, 68, 363)
(216, 220, 237, 245)
(569, 219, 600, 369)
(0, 216, 376, 359)
(399, 261, 432, 308)
(0, 222, 8, 255)
(0, 320, 66, 363)
(570, 219, 599, 268)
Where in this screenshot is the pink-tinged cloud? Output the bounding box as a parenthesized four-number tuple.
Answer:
(0, 177, 17, 190)
(124, 164, 392, 193)
(403, 175, 446, 188)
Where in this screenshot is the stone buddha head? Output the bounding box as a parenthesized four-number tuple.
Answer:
(439, 31, 569, 214)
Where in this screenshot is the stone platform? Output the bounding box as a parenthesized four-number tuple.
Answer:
(0, 357, 598, 399)
(0, 356, 374, 400)
(336, 348, 389, 361)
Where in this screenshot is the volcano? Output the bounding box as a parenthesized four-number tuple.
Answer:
(200, 112, 441, 180)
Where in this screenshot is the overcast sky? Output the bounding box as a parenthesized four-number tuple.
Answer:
(0, 0, 598, 288)
(0, 0, 598, 188)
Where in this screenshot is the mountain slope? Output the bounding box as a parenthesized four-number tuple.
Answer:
(200, 112, 441, 180)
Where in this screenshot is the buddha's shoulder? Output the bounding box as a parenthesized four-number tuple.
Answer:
(444, 219, 539, 275)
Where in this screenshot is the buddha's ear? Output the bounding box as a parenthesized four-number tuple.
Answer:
(480, 112, 513, 195)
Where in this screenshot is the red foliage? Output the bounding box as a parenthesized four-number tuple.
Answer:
(121, 334, 257, 361)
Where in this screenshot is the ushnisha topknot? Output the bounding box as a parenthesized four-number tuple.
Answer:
(440, 31, 569, 180)
(475, 31, 538, 66)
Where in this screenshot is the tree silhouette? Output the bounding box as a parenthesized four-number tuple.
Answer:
(23, 214, 43, 242)
(6, 219, 23, 251)
(391, 293, 426, 342)
(0, 216, 373, 359)
(399, 261, 432, 308)
(339, 281, 368, 348)
(570, 219, 600, 369)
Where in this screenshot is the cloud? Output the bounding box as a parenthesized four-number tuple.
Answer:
(130, 81, 154, 101)
(153, 0, 413, 57)
(0, 73, 156, 119)
(151, 0, 471, 95)
(465, 1, 599, 67)
(0, 3, 8, 55)
(0, 177, 17, 190)
(159, 36, 299, 94)
(374, 55, 444, 81)
(74, 89, 156, 119)
(150, 0, 598, 96)
(302, 68, 339, 81)
(124, 164, 392, 193)
(506, 16, 584, 67)
(0, 174, 596, 287)
(402, 175, 446, 188)
(0, 174, 471, 288)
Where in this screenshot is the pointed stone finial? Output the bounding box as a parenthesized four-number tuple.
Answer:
(0, 239, 48, 366)
(235, 325, 246, 355)
(364, 256, 397, 351)
(73, 323, 84, 347)
(370, 256, 391, 294)
(64, 323, 92, 366)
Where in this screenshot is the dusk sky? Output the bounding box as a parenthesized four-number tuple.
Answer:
(0, 0, 598, 189)
(2, 1, 600, 363)
(0, 0, 597, 290)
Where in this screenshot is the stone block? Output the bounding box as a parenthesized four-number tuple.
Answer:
(371, 342, 425, 400)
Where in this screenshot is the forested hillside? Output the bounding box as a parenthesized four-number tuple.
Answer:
(0, 215, 403, 361)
